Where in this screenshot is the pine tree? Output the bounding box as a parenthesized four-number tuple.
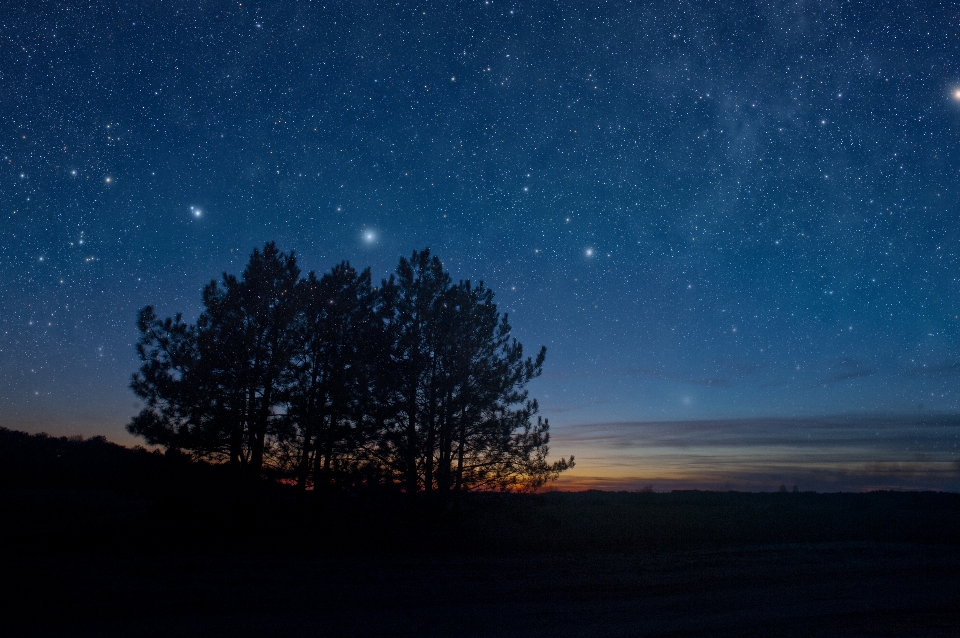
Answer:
(288, 262, 378, 494)
(128, 308, 204, 453)
(129, 244, 572, 495)
(378, 249, 573, 495)
(197, 242, 302, 475)
(377, 250, 451, 494)
(128, 243, 302, 479)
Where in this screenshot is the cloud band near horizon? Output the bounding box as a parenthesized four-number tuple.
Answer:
(548, 415, 960, 493)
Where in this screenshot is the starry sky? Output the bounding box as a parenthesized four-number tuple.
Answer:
(3, 1, 960, 490)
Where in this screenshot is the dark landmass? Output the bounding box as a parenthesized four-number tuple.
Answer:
(2, 427, 959, 636)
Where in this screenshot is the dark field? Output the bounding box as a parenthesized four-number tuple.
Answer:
(3, 489, 960, 637)
(2, 540, 960, 637)
(2, 429, 960, 636)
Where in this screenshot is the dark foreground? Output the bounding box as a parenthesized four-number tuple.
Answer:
(2, 430, 959, 636)
(3, 541, 959, 637)
(3, 489, 960, 637)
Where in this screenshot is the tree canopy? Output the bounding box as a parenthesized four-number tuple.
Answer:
(129, 243, 573, 495)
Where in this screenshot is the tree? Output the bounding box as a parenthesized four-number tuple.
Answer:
(129, 243, 302, 478)
(378, 249, 573, 495)
(128, 243, 573, 495)
(196, 242, 302, 475)
(128, 308, 206, 454)
(287, 262, 379, 494)
(433, 280, 572, 492)
(377, 249, 452, 494)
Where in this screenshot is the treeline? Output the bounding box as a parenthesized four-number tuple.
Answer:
(0, 427, 174, 492)
(129, 243, 572, 498)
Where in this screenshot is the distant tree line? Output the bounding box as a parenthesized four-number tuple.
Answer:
(128, 243, 572, 497)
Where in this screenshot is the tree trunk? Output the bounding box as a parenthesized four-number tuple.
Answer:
(454, 412, 467, 491)
(321, 408, 338, 488)
(311, 408, 329, 502)
(437, 387, 454, 495)
(423, 380, 437, 494)
(229, 388, 246, 466)
(295, 405, 314, 495)
(404, 382, 419, 494)
(296, 368, 319, 495)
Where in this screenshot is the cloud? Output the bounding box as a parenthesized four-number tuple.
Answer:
(812, 358, 874, 386)
(905, 360, 960, 378)
(549, 414, 960, 492)
(551, 461, 960, 493)
(758, 380, 788, 388)
(815, 369, 874, 385)
(542, 358, 762, 388)
(686, 377, 732, 387)
(542, 400, 610, 414)
(618, 366, 732, 387)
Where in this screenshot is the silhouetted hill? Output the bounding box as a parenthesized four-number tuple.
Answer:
(0, 427, 276, 550)
(1, 427, 186, 493)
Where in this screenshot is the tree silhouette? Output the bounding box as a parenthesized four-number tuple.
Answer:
(378, 249, 573, 495)
(288, 262, 379, 495)
(128, 244, 572, 494)
(195, 242, 302, 475)
(377, 249, 452, 494)
(129, 243, 302, 478)
(128, 309, 204, 454)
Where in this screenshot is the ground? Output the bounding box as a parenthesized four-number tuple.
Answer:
(3, 542, 959, 637)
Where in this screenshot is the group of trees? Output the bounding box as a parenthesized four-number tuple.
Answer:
(128, 243, 572, 497)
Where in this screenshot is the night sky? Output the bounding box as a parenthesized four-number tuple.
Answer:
(4, 1, 960, 491)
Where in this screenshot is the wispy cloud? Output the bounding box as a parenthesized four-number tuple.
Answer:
(618, 366, 731, 387)
(811, 358, 874, 387)
(549, 414, 960, 492)
(542, 400, 610, 414)
(542, 358, 767, 388)
(815, 369, 874, 385)
(904, 360, 960, 378)
(551, 462, 960, 493)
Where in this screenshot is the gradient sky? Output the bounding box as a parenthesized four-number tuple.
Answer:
(3, 1, 960, 490)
